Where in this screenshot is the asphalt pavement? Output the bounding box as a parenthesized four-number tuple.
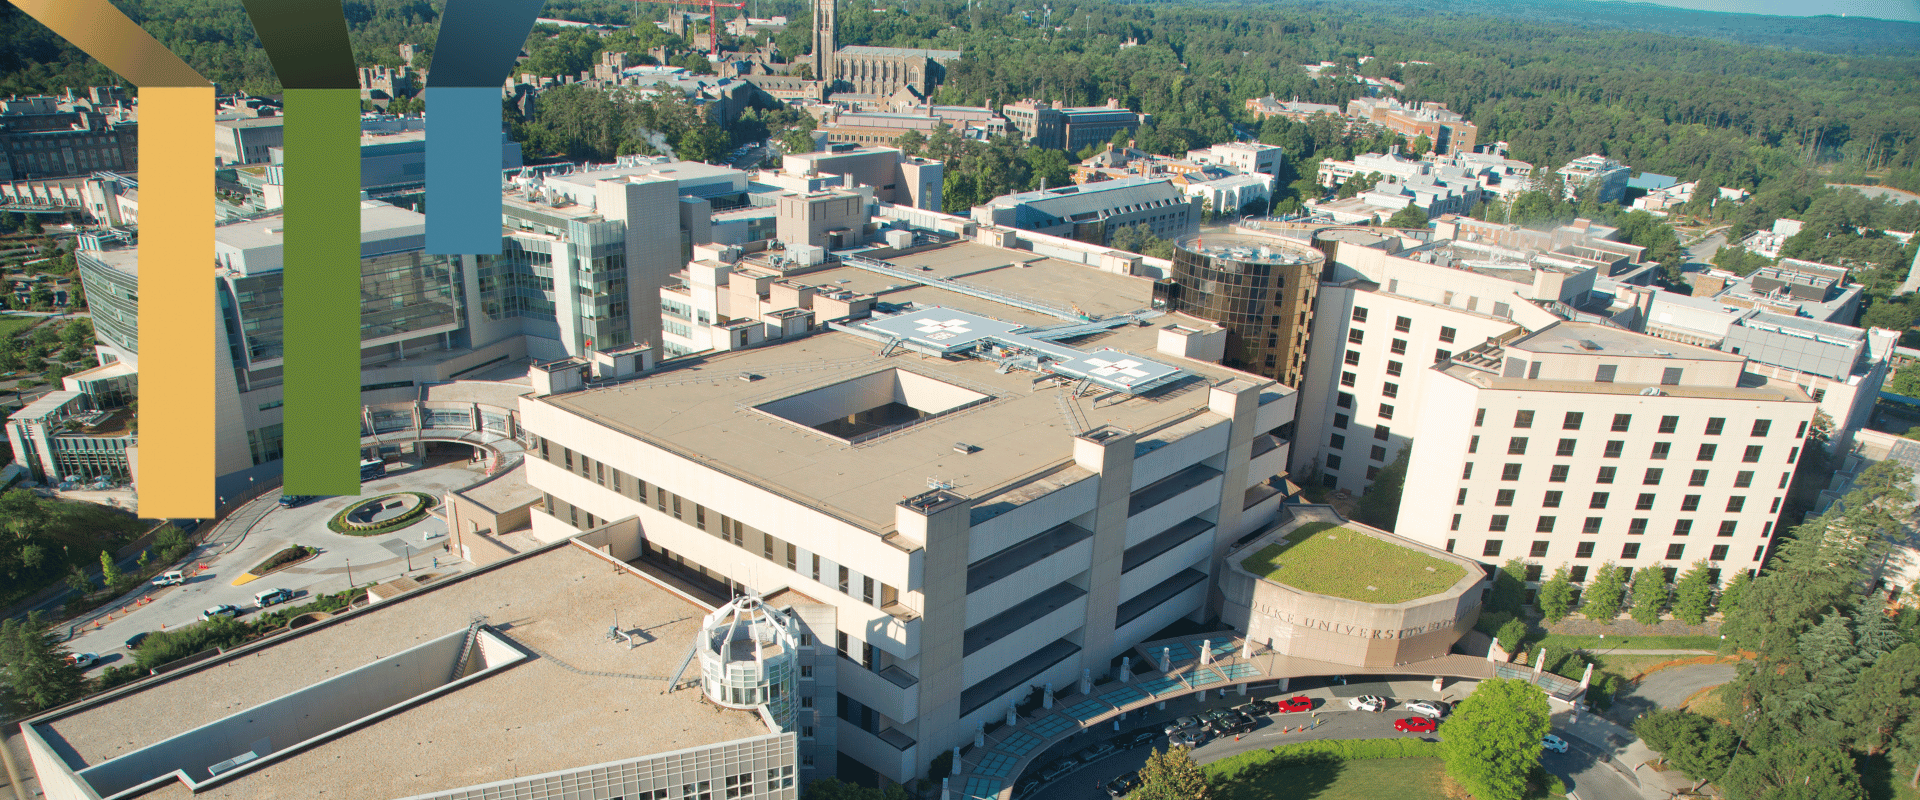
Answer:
(54, 464, 485, 671)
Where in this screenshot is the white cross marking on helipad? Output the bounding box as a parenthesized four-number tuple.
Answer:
(915, 318, 973, 336)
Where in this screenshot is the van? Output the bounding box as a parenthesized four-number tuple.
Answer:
(255, 587, 294, 607)
(151, 570, 185, 587)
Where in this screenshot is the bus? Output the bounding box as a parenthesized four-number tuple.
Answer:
(359, 458, 386, 479)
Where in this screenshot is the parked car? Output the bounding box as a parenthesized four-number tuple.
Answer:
(1163, 715, 1202, 736)
(1211, 712, 1255, 735)
(67, 652, 98, 669)
(1239, 698, 1278, 715)
(254, 587, 295, 607)
(277, 494, 310, 508)
(1036, 758, 1078, 782)
(1114, 726, 1159, 749)
(1012, 778, 1041, 799)
(124, 631, 150, 650)
(1405, 700, 1451, 719)
(1202, 708, 1235, 727)
(1170, 728, 1207, 748)
(150, 570, 185, 587)
(1394, 717, 1438, 733)
(1347, 695, 1391, 712)
(1075, 741, 1117, 763)
(200, 604, 239, 620)
(1541, 734, 1570, 753)
(1278, 695, 1315, 713)
(1104, 772, 1141, 798)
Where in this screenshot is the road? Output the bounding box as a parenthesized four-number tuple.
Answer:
(727, 141, 776, 170)
(1608, 663, 1736, 722)
(1018, 677, 1642, 800)
(55, 464, 487, 670)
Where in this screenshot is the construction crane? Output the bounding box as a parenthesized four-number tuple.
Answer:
(634, 0, 747, 60)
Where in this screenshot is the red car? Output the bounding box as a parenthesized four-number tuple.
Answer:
(1394, 717, 1438, 733)
(1278, 696, 1314, 713)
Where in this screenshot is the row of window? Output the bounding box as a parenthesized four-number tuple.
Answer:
(1461, 538, 1758, 565)
(1350, 307, 1457, 343)
(1462, 460, 1791, 490)
(1478, 408, 1797, 439)
(537, 437, 902, 611)
(1457, 511, 1762, 538)
(1460, 486, 1780, 514)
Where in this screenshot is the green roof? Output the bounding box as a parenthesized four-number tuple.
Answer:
(1239, 521, 1469, 604)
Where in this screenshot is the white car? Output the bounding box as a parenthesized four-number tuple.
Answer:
(67, 652, 98, 669)
(1347, 695, 1390, 712)
(1541, 734, 1570, 753)
(201, 604, 239, 620)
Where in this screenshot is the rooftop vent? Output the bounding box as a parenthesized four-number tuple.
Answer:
(1578, 339, 1602, 351)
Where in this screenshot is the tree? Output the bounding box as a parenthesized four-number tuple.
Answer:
(99, 549, 120, 591)
(1385, 205, 1429, 228)
(1490, 559, 1529, 616)
(892, 129, 926, 157)
(1672, 560, 1715, 624)
(1862, 298, 1917, 332)
(1718, 570, 1751, 617)
(0, 612, 87, 715)
(1496, 616, 1528, 656)
(1635, 709, 1737, 787)
(1582, 562, 1627, 623)
(1440, 678, 1552, 800)
(1538, 566, 1577, 622)
(799, 778, 908, 800)
(1134, 745, 1209, 800)
(1410, 134, 1432, 156)
(1351, 447, 1408, 529)
(1719, 741, 1866, 800)
(1630, 562, 1671, 625)
(1839, 642, 1920, 755)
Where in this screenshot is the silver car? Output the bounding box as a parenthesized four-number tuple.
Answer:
(1405, 700, 1449, 719)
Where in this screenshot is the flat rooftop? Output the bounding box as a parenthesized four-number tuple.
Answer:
(1238, 515, 1472, 604)
(1509, 321, 1741, 362)
(213, 200, 426, 265)
(545, 241, 1272, 532)
(35, 543, 766, 800)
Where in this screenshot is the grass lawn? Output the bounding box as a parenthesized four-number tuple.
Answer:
(1240, 521, 1467, 603)
(1208, 757, 1448, 800)
(1531, 633, 1727, 653)
(0, 313, 39, 340)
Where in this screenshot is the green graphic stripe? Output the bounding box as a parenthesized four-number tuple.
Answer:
(281, 89, 363, 495)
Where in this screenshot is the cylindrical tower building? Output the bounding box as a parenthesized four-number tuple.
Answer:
(1159, 232, 1324, 387)
(696, 594, 800, 729)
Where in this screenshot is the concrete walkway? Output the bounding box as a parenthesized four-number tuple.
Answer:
(1552, 708, 1696, 799)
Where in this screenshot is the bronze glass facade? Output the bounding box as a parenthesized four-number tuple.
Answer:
(1158, 233, 1323, 386)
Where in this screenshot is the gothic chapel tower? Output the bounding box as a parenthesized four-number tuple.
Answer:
(812, 0, 836, 97)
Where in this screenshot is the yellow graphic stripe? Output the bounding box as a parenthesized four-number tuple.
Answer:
(7, 0, 208, 87)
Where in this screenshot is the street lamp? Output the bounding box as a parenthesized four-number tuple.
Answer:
(346, 558, 353, 589)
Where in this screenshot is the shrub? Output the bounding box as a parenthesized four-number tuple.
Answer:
(249, 545, 314, 575)
(132, 615, 254, 671)
(94, 664, 147, 692)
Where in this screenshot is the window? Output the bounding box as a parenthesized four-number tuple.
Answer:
(1622, 543, 1641, 559)
(1483, 539, 1505, 556)
(1437, 349, 1452, 362)
(1681, 495, 1701, 512)
(1330, 434, 1346, 450)
(1334, 414, 1349, 429)
(1604, 441, 1625, 458)
(1644, 468, 1664, 485)
(1387, 360, 1404, 376)
(1726, 496, 1746, 513)
(1711, 544, 1730, 560)
(1756, 545, 1767, 561)
(1379, 403, 1395, 420)
(1327, 454, 1343, 470)
(1502, 463, 1523, 481)
(1531, 540, 1551, 557)
(1352, 307, 1369, 323)
(1515, 410, 1535, 428)
(1549, 465, 1570, 483)
(1597, 466, 1617, 484)
(1371, 445, 1387, 461)
(1345, 349, 1362, 366)
(1674, 519, 1694, 536)
(1543, 490, 1562, 508)
(1659, 415, 1679, 434)
(1735, 470, 1754, 488)
(1636, 493, 1656, 510)
(1661, 367, 1684, 386)
(837, 566, 851, 594)
(1382, 382, 1400, 398)
(1570, 566, 1589, 582)
(1562, 412, 1584, 430)
(1451, 514, 1462, 531)
(1796, 420, 1808, 438)
(1509, 437, 1529, 455)
(1697, 443, 1717, 461)
(1590, 492, 1610, 509)
(1457, 488, 1468, 504)
(1469, 435, 1480, 454)
(1496, 489, 1516, 506)
(1490, 516, 1509, 532)
(1475, 408, 1487, 426)
(1446, 539, 1456, 552)
(1395, 315, 1412, 332)
(1341, 371, 1357, 387)
(1651, 442, 1671, 460)
(1536, 517, 1556, 533)
(1705, 418, 1726, 436)
(1752, 419, 1772, 437)
(1718, 520, 1738, 537)
(1374, 426, 1390, 441)
(1391, 338, 1408, 355)
(1628, 518, 1649, 536)
(1596, 364, 1617, 383)
(1779, 473, 1791, 489)
(1367, 466, 1381, 480)
(1348, 329, 1365, 344)
(1743, 445, 1764, 463)
(1557, 438, 1577, 457)
(1788, 446, 1800, 464)
(1337, 392, 1354, 409)
(1583, 517, 1602, 534)
(1690, 469, 1709, 487)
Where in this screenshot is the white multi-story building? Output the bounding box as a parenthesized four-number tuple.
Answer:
(519, 237, 1298, 784)
(1185, 142, 1286, 187)
(1398, 322, 1817, 585)
(1180, 173, 1272, 217)
(1555, 155, 1631, 205)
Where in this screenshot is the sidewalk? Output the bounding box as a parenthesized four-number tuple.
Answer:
(1554, 706, 1695, 799)
(58, 490, 282, 640)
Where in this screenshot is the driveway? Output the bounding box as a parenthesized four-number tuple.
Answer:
(1607, 663, 1736, 723)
